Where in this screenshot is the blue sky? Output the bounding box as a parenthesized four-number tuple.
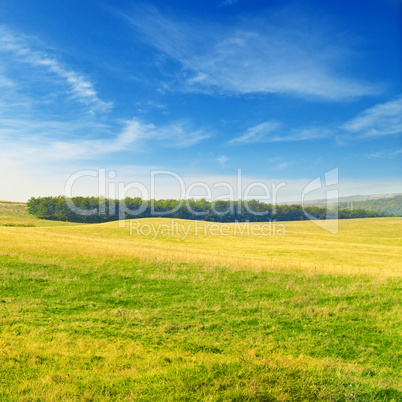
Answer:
(0, 0, 401, 202)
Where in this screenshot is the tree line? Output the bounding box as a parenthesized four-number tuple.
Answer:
(27, 196, 388, 223)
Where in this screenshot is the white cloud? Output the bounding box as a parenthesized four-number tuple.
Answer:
(0, 118, 110, 140)
(135, 100, 167, 114)
(365, 148, 402, 159)
(229, 95, 402, 145)
(110, 118, 210, 151)
(0, 25, 111, 112)
(284, 128, 331, 142)
(0, 74, 13, 87)
(124, 8, 378, 100)
(272, 161, 293, 171)
(342, 95, 402, 138)
(0, 118, 210, 162)
(268, 157, 294, 171)
(229, 122, 329, 144)
(216, 155, 229, 167)
(220, 0, 241, 7)
(229, 122, 281, 144)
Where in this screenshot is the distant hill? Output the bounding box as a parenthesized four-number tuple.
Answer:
(292, 193, 400, 205)
(278, 194, 402, 216)
(335, 195, 402, 217)
(310, 193, 400, 204)
(337, 193, 401, 202)
(299, 194, 402, 216)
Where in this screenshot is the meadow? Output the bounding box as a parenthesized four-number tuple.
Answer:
(0, 201, 401, 400)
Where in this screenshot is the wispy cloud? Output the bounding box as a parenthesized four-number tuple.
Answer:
(229, 122, 281, 144)
(136, 100, 167, 111)
(0, 25, 111, 112)
(0, 118, 210, 162)
(0, 117, 110, 142)
(274, 162, 292, 170)
(0, 74, 13, 88)
(123, 7, 378, 100)
(230, 95, 402, 145)
(220, 0, 241, 7)
(216, 155, 229, 167)
(341, 95, 402, 138)
(229, 122, 328, 144)
(270, 158, 294, 171)
(365, 148, 402, 159)
(115, 118, 210, 149)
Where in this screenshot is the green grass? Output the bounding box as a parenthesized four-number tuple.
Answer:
(0, 203, 401, 400)
(0, 201, 76, 227)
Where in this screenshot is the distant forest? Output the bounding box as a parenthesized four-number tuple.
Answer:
(27, 196, 388, 223)
(335, 195, 402, 217)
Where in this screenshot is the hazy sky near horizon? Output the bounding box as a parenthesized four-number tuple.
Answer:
(0, 0, 401, 202)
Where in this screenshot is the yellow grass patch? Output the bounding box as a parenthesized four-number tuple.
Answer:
(0, 217, 400, 277)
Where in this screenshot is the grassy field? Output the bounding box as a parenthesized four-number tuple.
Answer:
(0, 201, 77, 227)
(0, 202, 401, 400)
